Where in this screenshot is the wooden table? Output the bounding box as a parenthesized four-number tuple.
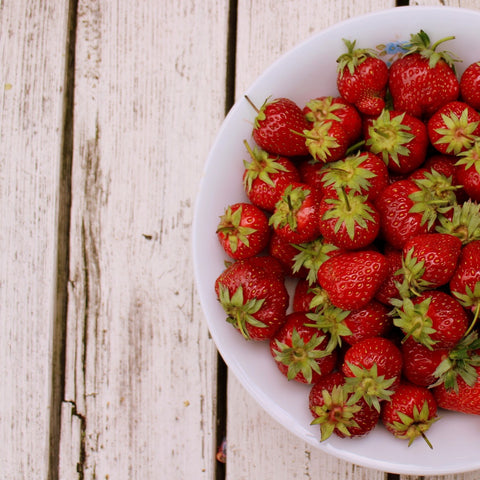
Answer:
(2, 1, 480, 478)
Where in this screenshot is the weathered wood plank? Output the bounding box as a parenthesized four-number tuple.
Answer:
(226, 1, 394, 479)
(59, 1, 230, 478)
(0, 1, 70, 478)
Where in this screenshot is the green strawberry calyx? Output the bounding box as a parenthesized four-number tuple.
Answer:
(304, 96, 343, 123)
(455, 139, 480, 175)
(403, 29, 459, 69)
(336, 39, 378, 77)
(272, 329, 328, 383)
(217, 283, 266, 340)
(269, 184, 310, 232)
(396, 247, 433, 297)
(310, 385, 362, 441)
(242, 140, 289, 193)
(216, 204, 257, 254)
(385, 400, 437, 448)
(436, 200, 480, 244)
(366, 110, 414, 167)
(344, 362, 397, 412)
(301, 121, 340, 163)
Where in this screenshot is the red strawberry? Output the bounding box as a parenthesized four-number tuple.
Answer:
(433, 365, 480, 415)
(303, 96, 362, 144)
(214, 258, 289, 340)
(399, 232, 462, 296)
(450, 240, 480, 321)
(247, 96, 310, 157)
(364, 109, 428, 175)
(317, 151, 389, 202)
(309, 371, 380, 440)
(318, 190, 380, 250)
(292, 279, 330, 313)
(388, 30, 459, 119)
(381, 382, 438, 448)
(317, 250, 388, 311)
(216, 202, 270, 260)
(270, 312, 337, 384)
(427, 101, 480, 155)
(455, 141, 480, 202)
(342, 336, 403, 411)
(393, 290, 469, 349)
(303, 120, 349, 164)
(268, 231, 309, 279)
(374, 246, 403, 306)
(242, 141, 300, 212)
(336, 39, 389, 116)
(342, 300, 392, 346)
(460, 61, 480, 110)
(269, 182, 321, 244)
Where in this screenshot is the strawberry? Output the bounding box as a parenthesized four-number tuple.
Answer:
(303, 120, 349, 164)
(317, 250, 388, 311)
(393, 290, 469, 349)
(460, 61, 480, 110)
(436, 200, 480, 245)
(214, 258, 289, 340)
(303, 96, 362, 144)
(292, 279, 330, 313)
(247, 96, 311, 157)
(216, 202, 270, 260)
(270, 312, 337, 384)
(388, 30, 459, 119)
(380, 382, 438, 448)
(450, 239, 480, 322)
(433, 365, 480, 415)
(342, 336, 403, 411)
(427, 101, 480, 155)
(342, 300, 392, 346)
(309, 371, 380, 440)
(374, 246, 403, 306)
(336, 39, 389, 116)
(455, 140, 480, 202)
(269, 182, 321, 244)
(318, 190, 380, 250)
(398, 232, 462, 296)
(364, 109, 428, 175)
(268, 231, 309, 279)
(242, 141, 300, 212)
(316, 151, 389, 202)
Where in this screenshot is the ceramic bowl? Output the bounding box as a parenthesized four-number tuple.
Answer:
(193, 6, 480, 475)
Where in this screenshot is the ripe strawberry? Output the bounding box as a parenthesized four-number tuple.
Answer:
(381, 382, 438, 448)
(214, 258, 289, 340)
(436, 200, 480, 244)
(342, 300, 392, 346)
(303, 96, 362, 144)
(364, 109, 428, 175)
(449, 240, 480, 321)
(455, 140, 480, 202)
(433, 365, 480, 415)
(309, 371, 380, 440)
(216, 202, 270, 260)
(336, 39, 389, 116)
(269, 182, 321, 244)
(268, 231, 308, 279)
(374, 246, 403, 306)
(399, 232, 462, 296)
(388, 30, 459, 119)
(318, 190, 380, 250)
(317, 151, 389, 203)
(270, 312, 337, 384)
(393, 290, 469, 349)
(247, 96, 310, 157)
(303, 120, 349, 164)
(242, 141, 300, 212)
(460, 61, 480, 110)
(342, 336, 403, 411)
(317, 250, 388, 311)
(427, 101, 480, 155)
(292, 279, 330, 313)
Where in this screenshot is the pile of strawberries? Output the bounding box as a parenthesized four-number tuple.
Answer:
(214, 30, 480, 447)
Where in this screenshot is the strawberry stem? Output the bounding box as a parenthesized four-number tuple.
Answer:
(244, 95, 260, 113)
(431, 35, 455, 52)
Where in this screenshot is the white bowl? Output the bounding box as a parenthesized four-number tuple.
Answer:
(193, 6, 480, 475)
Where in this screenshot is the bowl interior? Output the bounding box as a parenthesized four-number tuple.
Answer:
(193, 6, 480, 475)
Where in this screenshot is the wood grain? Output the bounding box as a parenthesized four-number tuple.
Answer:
(59, 1, 230, 478)
(0, 1, 70, 478)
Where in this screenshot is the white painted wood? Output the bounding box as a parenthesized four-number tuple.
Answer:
(0, 1, 70, 478)
(59, 1, 229, 478)
(227, 2, 394, 479)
